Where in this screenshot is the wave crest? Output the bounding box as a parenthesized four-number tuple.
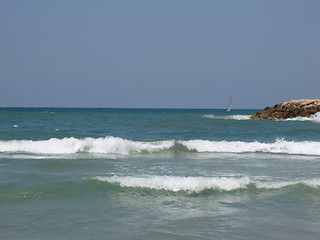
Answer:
(0, 137, 174, 155)
(1, 137, 320, 156)
(203, 114, 251, 120)
(95, 175, 320, 193)
(179, 138, 320, 155)
(96, 176, 251, 192)
(283, 112, 320, 122)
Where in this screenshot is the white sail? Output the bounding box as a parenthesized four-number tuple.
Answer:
(226, 95, 232, 112)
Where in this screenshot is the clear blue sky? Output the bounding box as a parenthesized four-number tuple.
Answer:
(1, 0, 319, 108)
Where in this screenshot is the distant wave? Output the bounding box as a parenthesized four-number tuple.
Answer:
(95, 175, 320, 193)
(1, 137, 320, 156)
(203, 112, 320, 122)
(203, 114, 251, 120)
(282, 112, 320, 122)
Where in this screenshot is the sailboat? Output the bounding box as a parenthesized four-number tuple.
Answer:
(226, 95, 232, 112)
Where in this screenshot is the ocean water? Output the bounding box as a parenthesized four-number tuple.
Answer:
(1, 108, 320, 240)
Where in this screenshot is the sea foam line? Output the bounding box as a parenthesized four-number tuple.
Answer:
(95, 175, 320, 192)
(203, 112, 320, 122)
(282, 112, 320, 122)
(95, 176, 251, 192)
(0, 137, 320, 155)
(178, 138, 320, 155)
(0, 137, 174, 155)
(203, 114, 251, 120)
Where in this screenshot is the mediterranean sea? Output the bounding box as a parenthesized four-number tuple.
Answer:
(1, 108, 320, 239)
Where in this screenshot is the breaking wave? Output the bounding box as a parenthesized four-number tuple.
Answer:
(0, 137, 174, 155)
(282, 112, 320, 122)
(1, 137, 320, 156)
(95, 175, 320, 193)
(203, 114, 251, 120)
(179, 138, 320, 155)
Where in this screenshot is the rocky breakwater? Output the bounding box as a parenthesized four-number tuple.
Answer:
(250, 99, 320, 120)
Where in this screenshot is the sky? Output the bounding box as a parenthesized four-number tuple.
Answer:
(1, 0, 319, 109)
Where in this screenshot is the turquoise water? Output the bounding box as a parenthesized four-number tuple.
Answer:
(1, 108, 320, 239)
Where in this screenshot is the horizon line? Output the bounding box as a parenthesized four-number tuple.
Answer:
(0, 106, 262, 110)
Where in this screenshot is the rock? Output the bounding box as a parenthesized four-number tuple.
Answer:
(250, 99, 320, 120)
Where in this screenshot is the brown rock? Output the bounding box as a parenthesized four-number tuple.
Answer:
(250, 99, 320, 120)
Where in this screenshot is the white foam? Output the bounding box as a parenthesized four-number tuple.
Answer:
(1, 137, 320, 156)
(95, 175, 320, 192)
(96, 175, 251, 192)
(203, 114, 251, 120)
(230, 115, 251, 120)
(283, 112, 320, 122)
(0, 137, 174, 155)
(179, 138, 320, 156)
(255, 178, 320, 189)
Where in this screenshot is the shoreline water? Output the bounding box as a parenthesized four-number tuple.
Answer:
(1, 108, 319, 240)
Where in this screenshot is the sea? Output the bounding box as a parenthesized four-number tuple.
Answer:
(1, 108, 320, 240)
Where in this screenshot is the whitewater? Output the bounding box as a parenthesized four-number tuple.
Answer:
(95, 175, 320, 192)
(1, 108, 320, 240)
(1, 137, 320, 156)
